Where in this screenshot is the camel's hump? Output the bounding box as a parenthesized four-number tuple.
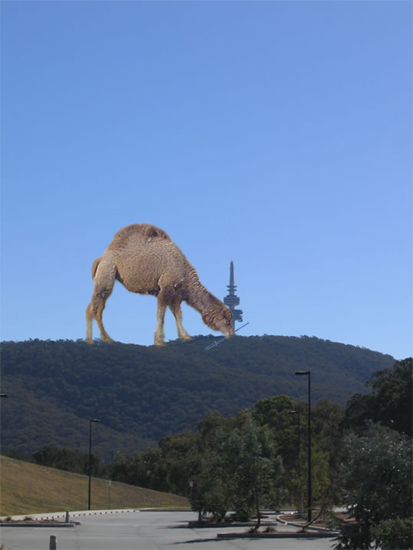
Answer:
(108, 223, 171, 249)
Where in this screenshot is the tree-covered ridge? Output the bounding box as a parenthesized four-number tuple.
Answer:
(0, 336, 394, 459)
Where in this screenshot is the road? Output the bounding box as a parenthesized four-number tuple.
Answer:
(0, 510, 337, 550)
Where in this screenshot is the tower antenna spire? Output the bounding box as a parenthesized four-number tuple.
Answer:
(205, 261, 248, 350)
(224, 261, 243, 330)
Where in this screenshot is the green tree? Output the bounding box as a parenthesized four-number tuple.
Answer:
(334, 422, 412, 549)
(226, 414, 283, 525)
(33, 446, 106, 477)
(345, 358, 412, 436)
(191, 451, 235, 522)
(253, 395, 298, 500)
(158, 431, 201, 495)
(192, 410, 283, 525)
(311, 399, 345, 512)
(254, 395, 344, 513)
(111, 449, 166, 491)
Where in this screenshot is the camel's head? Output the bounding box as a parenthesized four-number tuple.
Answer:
(203, 305, 234, 339)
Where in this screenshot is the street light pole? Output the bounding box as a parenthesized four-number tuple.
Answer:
(294, 371, 312, 523)
(88, 418, 100, 510)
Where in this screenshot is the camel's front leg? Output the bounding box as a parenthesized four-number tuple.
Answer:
(170, 299, 192, 342)
(154, 298, 168, 347)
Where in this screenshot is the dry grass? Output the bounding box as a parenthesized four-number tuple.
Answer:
(0, 456, 189, 516)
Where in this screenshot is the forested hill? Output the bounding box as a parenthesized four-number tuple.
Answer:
(1, 336, 394, 461)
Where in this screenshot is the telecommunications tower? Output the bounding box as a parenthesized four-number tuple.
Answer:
(224, 261, 243, 330)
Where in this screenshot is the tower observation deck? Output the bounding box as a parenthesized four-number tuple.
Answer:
(224, 261, 243, 330)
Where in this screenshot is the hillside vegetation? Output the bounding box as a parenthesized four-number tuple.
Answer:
(0, 336, 394, 460)
(0, 455, 189, 516)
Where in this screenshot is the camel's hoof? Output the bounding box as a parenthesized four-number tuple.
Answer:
(155, 341, 168, 347)
(101, 337, 114, 343)
(86, 338, 94, 345)
(181, 336, 192, 342)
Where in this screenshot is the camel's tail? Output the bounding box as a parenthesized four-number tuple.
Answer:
(91, 256, 102, 280)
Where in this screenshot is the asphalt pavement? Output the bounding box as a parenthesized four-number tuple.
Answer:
(0, 510, 337, 550)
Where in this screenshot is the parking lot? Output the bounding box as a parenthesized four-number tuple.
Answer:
(0, 510, 337, 550)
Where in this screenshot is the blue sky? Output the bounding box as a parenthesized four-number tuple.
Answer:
(1, 1, 412, 360)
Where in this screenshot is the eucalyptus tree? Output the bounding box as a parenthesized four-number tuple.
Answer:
(334, 422, 412, 550)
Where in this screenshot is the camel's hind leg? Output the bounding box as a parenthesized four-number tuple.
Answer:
(154, 280, 177, 346)
(86, 259, 116, 344)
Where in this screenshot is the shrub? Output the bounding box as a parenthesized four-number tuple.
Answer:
(372, 517, 413, 550)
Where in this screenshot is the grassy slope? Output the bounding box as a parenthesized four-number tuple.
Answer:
(0, 456, 189, 516)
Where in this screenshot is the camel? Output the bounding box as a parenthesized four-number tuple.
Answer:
(86, 223, 234, 346)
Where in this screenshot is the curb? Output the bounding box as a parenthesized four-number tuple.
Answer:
(0, 508, 192, 523)
(0, 508, 141, 527)
(275, 515, 339, 536)
(0, 509, 140, 522)
(0, 521, 75, 529)
(68, 509, 140, 519)
(189, 520, 274, 528)
(217, 531, 337, 539)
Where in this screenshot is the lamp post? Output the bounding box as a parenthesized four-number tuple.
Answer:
(88, 418, 100, 510)
(294, 371, 312, 523)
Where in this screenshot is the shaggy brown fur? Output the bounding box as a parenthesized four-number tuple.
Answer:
(86, 223, 234, 346)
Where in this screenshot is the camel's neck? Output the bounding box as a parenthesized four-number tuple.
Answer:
(184, 270, 219, 314)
